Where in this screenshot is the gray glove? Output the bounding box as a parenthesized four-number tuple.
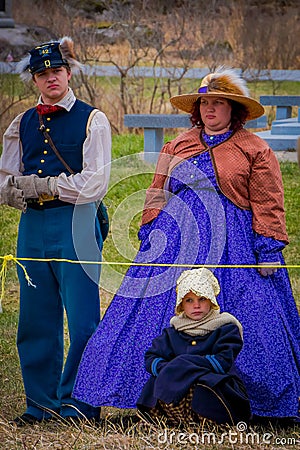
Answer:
(15, 175, 54, 200)
(0, 175, 27, 211)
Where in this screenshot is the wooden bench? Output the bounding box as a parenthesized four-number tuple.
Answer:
(124, 113, 267, 161)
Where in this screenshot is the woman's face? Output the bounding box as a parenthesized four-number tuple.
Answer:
(199, 96, 232, 134)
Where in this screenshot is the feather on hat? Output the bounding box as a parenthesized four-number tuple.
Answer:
(17, 36, 83, 82)
(170, 66, 264, 121)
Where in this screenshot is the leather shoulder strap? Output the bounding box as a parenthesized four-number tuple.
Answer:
(38, 113, 75, 174)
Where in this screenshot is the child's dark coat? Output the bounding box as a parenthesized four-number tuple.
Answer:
(137, 323, 251, 424)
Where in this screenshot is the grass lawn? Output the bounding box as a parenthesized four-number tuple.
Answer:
(0, 134, 299, 449)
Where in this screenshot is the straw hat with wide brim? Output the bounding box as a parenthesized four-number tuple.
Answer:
(170, 67, 264, 121)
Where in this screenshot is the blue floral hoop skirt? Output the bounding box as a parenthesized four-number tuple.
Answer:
(73, 151, 300, 418)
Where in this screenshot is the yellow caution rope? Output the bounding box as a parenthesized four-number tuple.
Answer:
(0, 254, 36, 313)
(0, 254, 299, 312)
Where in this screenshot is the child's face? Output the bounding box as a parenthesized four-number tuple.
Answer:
(181, 291, 212, 320)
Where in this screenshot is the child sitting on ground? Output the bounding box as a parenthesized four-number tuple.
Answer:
(137, 268, 251, 427)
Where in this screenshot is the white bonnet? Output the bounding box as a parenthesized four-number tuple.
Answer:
(176, 268, 220, 313)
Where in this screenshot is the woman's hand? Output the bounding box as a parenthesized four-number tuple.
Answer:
(258, 262, 280, 277)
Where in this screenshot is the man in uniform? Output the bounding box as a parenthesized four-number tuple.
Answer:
(0, 36, 111, 425)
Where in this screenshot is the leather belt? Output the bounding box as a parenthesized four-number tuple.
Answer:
(27, 198, 71, 209)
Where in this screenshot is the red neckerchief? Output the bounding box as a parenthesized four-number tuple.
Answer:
(36, 104, 65, 115)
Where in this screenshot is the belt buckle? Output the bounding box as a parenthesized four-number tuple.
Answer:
(38, 194, 56, 202)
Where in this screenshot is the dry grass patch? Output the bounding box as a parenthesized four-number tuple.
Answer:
(0, 415, 299, 450)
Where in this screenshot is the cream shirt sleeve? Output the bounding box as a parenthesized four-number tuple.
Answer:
(55, 110, 111, 204)
(0, 113, 24, 185)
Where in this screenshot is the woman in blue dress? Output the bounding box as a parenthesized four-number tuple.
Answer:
(73, 67, 300, 422)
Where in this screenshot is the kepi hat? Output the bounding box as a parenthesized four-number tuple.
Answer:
(176, 268, 220, 314)
(170, 67, 264, 121)
(17, 36, 83, 82)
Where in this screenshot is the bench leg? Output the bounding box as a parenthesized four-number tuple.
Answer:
(276, 106, 292, 120)
(144, 128, 164, 163)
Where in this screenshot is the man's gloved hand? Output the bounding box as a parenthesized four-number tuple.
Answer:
(0, 175, 27, 211)
(15, 174, 54, 199)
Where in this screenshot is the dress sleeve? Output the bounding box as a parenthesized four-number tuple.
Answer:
(137, 221, 153, 241)
(254, 233, 286, 263)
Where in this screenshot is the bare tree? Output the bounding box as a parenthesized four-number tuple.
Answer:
(0, 74, 36, 137)
(4, 0, 299, 135)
